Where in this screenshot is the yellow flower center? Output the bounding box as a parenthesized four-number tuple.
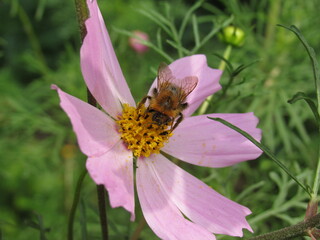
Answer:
(116, 104, 173, 157)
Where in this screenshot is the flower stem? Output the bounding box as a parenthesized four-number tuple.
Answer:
(96, 185, 109, 240)
(73, 0, 109, 239)
(247, 213, 320, 240)
(130, 216, 147, 240)
(218, 44, 232, 71)
(74, 0, 89, 43)
(312, 151, 320, 201)
(67, 168, 87, 240)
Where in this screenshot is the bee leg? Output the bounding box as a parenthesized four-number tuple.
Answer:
(152, 87, 158, 96)
(172, 113, 184, 131)
(180, 102, 188, 110)
(137, 96, 151, 109)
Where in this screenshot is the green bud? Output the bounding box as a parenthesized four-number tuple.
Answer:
(219, 26, 245, 47)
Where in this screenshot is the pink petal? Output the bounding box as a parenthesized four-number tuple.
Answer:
(136, 155, 216, 240)
(163, 113, 262, 168)
(81, 0, 135, 118)
(87, 141, 135, 220)
(147, 55, 222, 117)
(52, 85, 119, 158)
(149, 154, 253, 237)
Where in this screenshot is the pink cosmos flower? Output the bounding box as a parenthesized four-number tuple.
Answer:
(129, 30, 149, 53)
(52, 0, 262, 239)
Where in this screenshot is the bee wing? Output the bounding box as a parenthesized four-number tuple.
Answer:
(178, 76, 198, 102)
(157, 62, 198, 101)
(157, 62, 174, 90)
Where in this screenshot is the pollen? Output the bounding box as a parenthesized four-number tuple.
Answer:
(116, 104, 173, 158)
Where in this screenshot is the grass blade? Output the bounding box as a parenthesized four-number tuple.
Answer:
(208, 117, 311, 196)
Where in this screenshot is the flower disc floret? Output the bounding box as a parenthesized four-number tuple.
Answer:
(116, 104, 173, 157)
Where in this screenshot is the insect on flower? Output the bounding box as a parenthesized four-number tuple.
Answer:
(52, 0, 263, 239)
(138, 63, 198, 131)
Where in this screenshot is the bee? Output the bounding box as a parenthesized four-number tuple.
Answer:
(138, 62, 198, 131)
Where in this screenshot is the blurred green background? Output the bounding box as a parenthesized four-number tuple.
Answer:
(1, 0, 319, 239)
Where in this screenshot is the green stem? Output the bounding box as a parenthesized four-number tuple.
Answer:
(218, 44, 232, 70)
(74, 0, 89, 43)
(178, 0, 203, 41)
(96, 185, 109, 240)
(130, 216, 147, 240)
(263, 0, 281, 52)
(247, 213, 320, 240)
(197, 44, 232, 115)
(312, 151, 320, 200)
(190, 15, 233, 54)
(74, 0, 109, 239)
(170, 21, 183, 58)
(67, 168, 87, 240)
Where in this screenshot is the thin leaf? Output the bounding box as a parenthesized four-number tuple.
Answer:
(288, 92, 320, 125)
(282, 91, 311, 144)
(35, 0, 47, 21)
(178, 0, 204, 39)
(191, 15, 234, 54)
(166, 39, 190, 55)
(202, 2, 225, 15)
(137, 9, 172, 37)
(25, 214, 49, 240)
(208, 117, 311, 196)
(79, 198, 88, 240)
(236, 181, 265, 202)
(156, 28, 163, 51)
(212, 53, 234, 73)
(68, 169, 87, 240)
(36, 214, 48, 240)
(192, 14, 200, 48)
(232, 59, 260, 77)
(274, 108, 292, 154)
(278, 25, 320, 111)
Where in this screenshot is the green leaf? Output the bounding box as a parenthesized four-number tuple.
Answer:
(25, 214, 49, 240)
(156, 28, 163, 51)
(166, 40, 190, 55)
(288, 92, 320, 125)
(79, 198, 88, 240)
(68, 169, 87, 240)
(191, 15, 234, 54)
(278, 24, 320, 112)
(178, 0, 204, 39)
(231, 59, 259, 77)
(208, 117, 311, 196)
(236, 181, 265, 202)
(192, 14, 200, 48)
(137, 9, 172, 37)
(212, 53, 234, 73)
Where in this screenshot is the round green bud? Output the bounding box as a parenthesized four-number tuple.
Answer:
(219, 26, 245, 47)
